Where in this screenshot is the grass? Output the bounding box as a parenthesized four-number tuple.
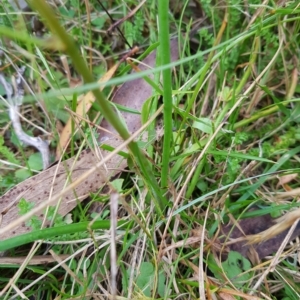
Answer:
(0, 0, 300, 299)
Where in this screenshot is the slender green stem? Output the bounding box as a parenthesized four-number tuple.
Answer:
(0, 25, 65, 50)
(157, 0, 173, 188)
(27, 0, 130, 141)
(27, 0, 167, 210)
(185, 158, 206, 198)
(0, 220, 127, 252)
(234, 103, 284, 129)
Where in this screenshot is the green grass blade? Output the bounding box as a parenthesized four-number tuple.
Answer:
(157, 0, 173, 188)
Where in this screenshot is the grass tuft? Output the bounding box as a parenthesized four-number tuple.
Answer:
(0, 0, 300, 298)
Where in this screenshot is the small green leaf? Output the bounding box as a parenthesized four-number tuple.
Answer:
(221, 251, 252, 287)
(26, 216, 42, 230)
(28, 152, 43, 171)
(123, 262, 166, 297)
(79, 258, 90, 270)
(136, 262, 154, 296)
(111, 179, 124, 193)
(192, 118, 212, 134)
(141, 96, 153, 125)
(91, 17, 106, 28)
(208, 251, 252, 288)
(15, 168, 32, 181)
(0, 135, 20, 164)
(218, 86, 232, 102)
(18, 198, 35, 215)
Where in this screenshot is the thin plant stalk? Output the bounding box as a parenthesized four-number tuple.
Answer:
(26, 0, 167, 210)
(157, 0, 173, 188)
(27, 0, 130, 141)
(0, 220, 125, 252)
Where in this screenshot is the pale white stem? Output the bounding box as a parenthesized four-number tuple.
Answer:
(0, 70, 50, 169)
